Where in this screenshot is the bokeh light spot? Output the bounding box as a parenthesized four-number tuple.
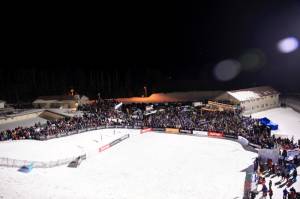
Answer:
(239, 49, 266, 72)
(214, 59, 241, 81)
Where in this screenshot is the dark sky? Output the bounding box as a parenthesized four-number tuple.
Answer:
(1, 0, 300, 102)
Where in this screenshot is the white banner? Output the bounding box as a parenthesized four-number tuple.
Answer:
(286, 149, 300, 160)
(193, 131, 208, 136)
(258, 148, 279, 163)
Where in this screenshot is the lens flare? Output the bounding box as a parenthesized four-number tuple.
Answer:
(277, 37, 299, 53)
(214, 59, 241, 81)
(239, 49, 266, 72)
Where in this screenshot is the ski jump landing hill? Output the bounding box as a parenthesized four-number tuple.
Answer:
(0, 126, 282, 199)
(0, 125, 257, 169)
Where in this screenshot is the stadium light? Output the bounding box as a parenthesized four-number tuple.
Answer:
(277, 37, 299, 53)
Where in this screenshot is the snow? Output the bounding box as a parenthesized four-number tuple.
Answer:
(255, 167, 300, 199)
(0, 131, 257, 199)
(0, 129, 138, 162)
(250, 107, 300, 140)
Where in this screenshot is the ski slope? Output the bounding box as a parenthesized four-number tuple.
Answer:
(0, 131, 256, 199)
(0, 129, 136, 162)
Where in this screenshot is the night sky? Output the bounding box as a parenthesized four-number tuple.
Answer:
(1, 0, 300, 102)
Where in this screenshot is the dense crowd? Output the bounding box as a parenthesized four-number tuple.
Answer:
(0, 100, 299, 151)
(250, 150, 299, 199)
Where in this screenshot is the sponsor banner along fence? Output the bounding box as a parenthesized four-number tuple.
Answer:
(152, 128, 165, 131)
(179, 129, 193, 134)
(99, 144, 110, 152)
(99, 134, 130, 152)
(286, 149, 300, 160)
(193, 131, 208, 137)
(165, 128, 179, 133)
(110, 134, 130, 147)
(223, 134, 238, 139)
(208, 131, 224, 138)
(141, 128, 152, 134)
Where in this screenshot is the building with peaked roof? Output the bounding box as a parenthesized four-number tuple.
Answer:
(215, 86, 280, 114)
(32, 95, 78, 109)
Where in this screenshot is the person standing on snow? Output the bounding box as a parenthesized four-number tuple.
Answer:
(283, 188, 288, 199)
(269, 188, 273, 199)
(262, 184, 268, 199)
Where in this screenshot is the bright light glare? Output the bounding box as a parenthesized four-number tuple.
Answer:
(277, 37, 299, 53)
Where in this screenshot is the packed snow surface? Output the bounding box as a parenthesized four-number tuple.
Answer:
(0, 129, 133, 161)
(0, 131, 256, 199)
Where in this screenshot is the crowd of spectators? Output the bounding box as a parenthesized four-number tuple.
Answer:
(0, 100, 299, 151)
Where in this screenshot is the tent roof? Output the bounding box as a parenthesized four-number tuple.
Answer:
(227, 86, 279, 102)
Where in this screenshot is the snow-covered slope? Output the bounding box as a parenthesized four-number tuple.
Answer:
(0, 132, 256, 199)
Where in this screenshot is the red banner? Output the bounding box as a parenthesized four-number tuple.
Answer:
(99, 144, 110, 152)
(140, 128, 153, 134)
(208, 131, 224, 138)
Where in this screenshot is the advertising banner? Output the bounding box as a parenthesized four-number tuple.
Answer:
(133, 126, 142, 129)
(106, 126, 115, 128)
(193, 131, 208, 136)
(224, 134, 238, 139)
(119, 134, 130, 141)
(165, 128, 179, 133)
(193, 130, 207, 136)
(141, 128, 152, 134)
(286, 149, 300, 160)
(179, 129, 193, 134)
(99, 144, 110, 152)
(152, 128, 165, 131)
(110, 139, 121, 147)
(208, 131, 224, 138)
(110, 134, 130, 147)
